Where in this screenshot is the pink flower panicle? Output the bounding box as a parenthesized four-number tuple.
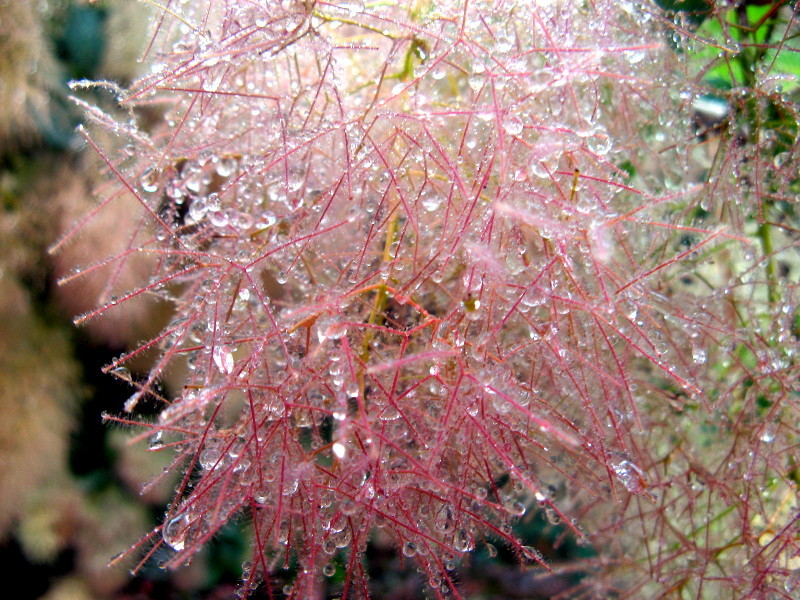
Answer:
(65, 1, 800, 598)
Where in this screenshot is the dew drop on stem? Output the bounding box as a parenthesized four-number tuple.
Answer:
(163, 514, 187, 551)
(434, 503, 455, 534)
(785, 568, 800, 593)
(215, 156, 237, 177)
(200, 446, 222, 470)
(213, 345, 234, 374)
(544, 507, 561, 526)
(140, 167, 159, 193)
(612, 458, 647, 495)
(759, 424, 776, 444)
(521, 545, 543, 564)
(691, 345, 706, 365)
(503, 114, 523, 136)
(277, 520, 290, 544)
(148, 430, 164, 451)
(454, 529, 474, 553)
(111, 366, 132, 383)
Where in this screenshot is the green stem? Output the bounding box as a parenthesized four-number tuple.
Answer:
(757, 220, 778, 304)
(360, 210, 399, 362)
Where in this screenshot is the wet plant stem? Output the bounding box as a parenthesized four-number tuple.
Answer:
(360, 209, 400, 363)
(757, 219, 778, 305)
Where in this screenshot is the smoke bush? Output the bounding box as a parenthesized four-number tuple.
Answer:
(59, 0, 799, 598)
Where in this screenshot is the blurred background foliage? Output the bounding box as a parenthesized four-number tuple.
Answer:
(1, 1, 798, 599)
(0, 2, 203, 599)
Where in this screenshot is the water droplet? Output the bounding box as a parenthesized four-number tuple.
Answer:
(528, 161, 548, 179)
(277, 519, 290, 544)
(691, 346, 706, 365)
(200, 446, 221, 470)
(213, 345, 234, 374)
(233, 211, 254, 230)
(140, 168, 159, 193)
(627, 49, 646, 64)
(494, 36, 513, 53)
(111, 366, 132, 383)
(521, 545, 543, 563)
(492, 393, 511, 414)
(468, 71, 486, 92)
(503, 114, 523, 136)
(434, 504, 455, 534)
(773, 152, 790, 169)
(454, 529, 474, 553)
(785, 568, 800, 593)
(544, 507, 561, 525)
(163, 514, 187, 551)
(165, 180, 184, 200)
(508, 500, 526, 517)
(421, 194, 441, 212)
(379, 405, 400, 421)
(216, 156, 238, 177)
(209, 210, 229, 227)
(587, 133, 612, 156)
(148, 430, 164, 450)
(402, 541, 417, 557)
(206, 193, 221, 212)
(334, 527, 352, 548)
(323, 563, 336, 577)
(188, 198, 208, 222)
(281, 478, 299, 496)
(332, 442, 346, 459)
(613, 458, 647, 494)
(759, 424, 776, 444)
